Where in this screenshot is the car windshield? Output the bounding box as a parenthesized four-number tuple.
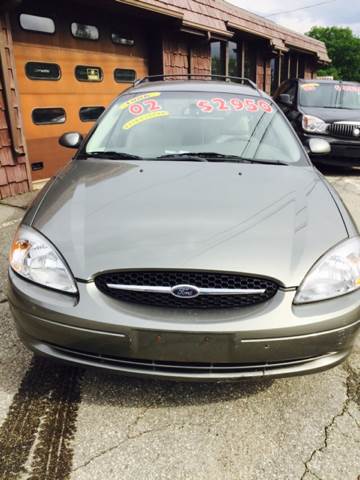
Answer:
(84, 90, 306, 164)
(299, 82, 360, 109)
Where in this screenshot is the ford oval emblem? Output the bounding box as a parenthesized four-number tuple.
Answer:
(171, 284, 200, 299)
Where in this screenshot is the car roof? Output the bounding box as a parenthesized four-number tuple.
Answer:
(124, 80, 270, 99)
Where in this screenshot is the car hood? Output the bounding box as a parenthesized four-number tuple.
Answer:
(301, 106, 360, 123)
(30, 160, 347, 287)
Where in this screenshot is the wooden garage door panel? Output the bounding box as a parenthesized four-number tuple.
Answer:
(11, 9, 148, 180)
(26, 137, 72, 180)
(14, 43, 148, 95)
(20, 93, 127, 180)
(20, 93, 116, 135)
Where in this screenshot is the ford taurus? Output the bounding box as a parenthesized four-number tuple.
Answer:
(7, 78, 360, 381)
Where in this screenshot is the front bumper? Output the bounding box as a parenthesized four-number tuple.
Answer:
(301, 133, 360, 165)
(7, 269, 360, 381)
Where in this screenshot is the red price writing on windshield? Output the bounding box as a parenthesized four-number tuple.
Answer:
(196, 98, 273, 113)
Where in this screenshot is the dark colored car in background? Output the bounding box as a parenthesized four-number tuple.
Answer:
(273, 79, 360, 166)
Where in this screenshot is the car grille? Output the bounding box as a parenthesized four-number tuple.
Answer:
(94, 270, 279, 309)
(328, 122, 360, 139)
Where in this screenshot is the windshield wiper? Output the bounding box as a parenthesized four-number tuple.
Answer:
(157, 152, 244, 161)
(83, 151, 143, 160)
(155, 153, 208, 162)
(83, 151, 287, 165)
(193, 153, 288, 165)
(157, 152, 287, 165)
(245, 159, 288, 166)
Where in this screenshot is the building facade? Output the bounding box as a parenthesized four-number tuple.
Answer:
(0, 0, 329, 198)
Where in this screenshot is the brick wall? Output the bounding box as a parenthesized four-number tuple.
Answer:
(0, 13, 30, 199)
(256, 54, 265, 92)
(256, 52, 271, 94)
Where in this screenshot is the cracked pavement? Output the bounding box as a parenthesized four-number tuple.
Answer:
(0, 168, 359, 480)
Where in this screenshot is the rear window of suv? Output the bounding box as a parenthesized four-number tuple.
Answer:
(85, 91, 307, 164)
(300, 82, 360, 109)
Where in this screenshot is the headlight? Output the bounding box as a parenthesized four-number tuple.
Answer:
(302, 115, 328, 134)
(9, 225, 77, 294)
(294, 237, 360, 304)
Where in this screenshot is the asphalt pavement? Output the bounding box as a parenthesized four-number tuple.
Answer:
(0, 169, 359, 480)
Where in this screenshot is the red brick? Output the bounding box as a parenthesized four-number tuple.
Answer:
(5, 164, 27, 183)
(0, 128, 11, 147)
(0, 166, 7, 186)
(0, 147, 15, 166)
(0, 184, 11, 199)
(16, 182, 23, 194)
(5, 165, 16, 183)
(16, 154, 28, 164)
(17, 164, 28, 182)
(9, 182, 18, 196)
(18, 181, 30, 194)
(0, 110, 7, 129)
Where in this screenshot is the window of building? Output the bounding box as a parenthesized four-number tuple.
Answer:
(262, 58, 268, 92)
(281, 54, 290, 84)
(244, 43, 257, 82)
(32, 108, 65, 125)
(290, 55, 298, 78)
(75, 65, 103, 82)
(270, 56, 280, 94)
(298, 57, 306, 78)
(79, 106, 105, 122)
(71, 22, 99, 40)
(211, 41, 225, 77)
(114, 68, 136, 83)
(228, 41, 239, 78)
(25, 62, 61, 80)
(111, 33, 134, 46)
(19, 14, 55, 34)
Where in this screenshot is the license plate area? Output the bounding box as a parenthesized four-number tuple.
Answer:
(134, 330, 235, 363)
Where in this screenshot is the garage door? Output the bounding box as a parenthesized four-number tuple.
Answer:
(11, 7, 149, 181)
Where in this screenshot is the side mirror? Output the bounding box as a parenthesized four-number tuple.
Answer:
(308, 138, 331, 155)
(59, 132, 83, 149)
(278, 94, 292, 106)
